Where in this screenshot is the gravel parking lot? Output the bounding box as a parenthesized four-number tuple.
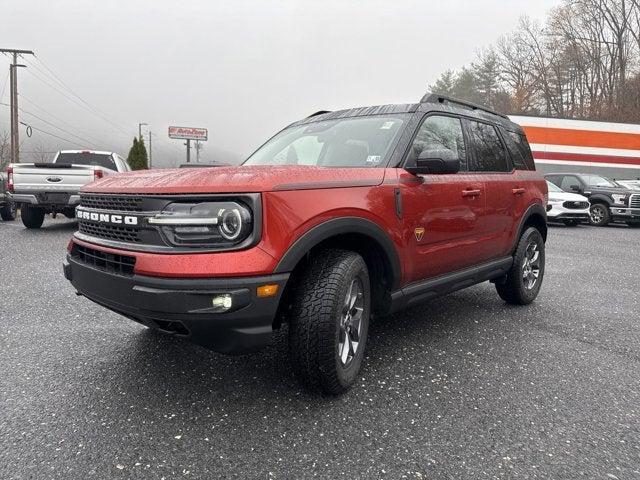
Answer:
(1, 217, 639, 479)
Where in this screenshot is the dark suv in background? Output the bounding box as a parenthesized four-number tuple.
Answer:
(545, 173, 640, 228)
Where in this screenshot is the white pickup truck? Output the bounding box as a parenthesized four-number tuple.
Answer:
(8, 150, 130, 229)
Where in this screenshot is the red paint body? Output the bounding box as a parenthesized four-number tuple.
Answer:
(74, 165, 547, 286)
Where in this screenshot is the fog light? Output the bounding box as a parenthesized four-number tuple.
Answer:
(211, 294, 233, 312)
(257, 284, 279, 298)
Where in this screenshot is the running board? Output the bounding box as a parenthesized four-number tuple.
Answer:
(389, 257, 513, 313)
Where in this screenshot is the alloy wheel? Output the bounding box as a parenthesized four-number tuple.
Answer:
(590, 205, 605, 224)
(522, 241, 541, 290)
(338, 277, 364, 367)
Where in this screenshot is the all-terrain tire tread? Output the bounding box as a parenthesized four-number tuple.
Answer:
(288, 249, 367, 394)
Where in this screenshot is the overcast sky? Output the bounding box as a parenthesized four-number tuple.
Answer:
(3, 0, 560, 166)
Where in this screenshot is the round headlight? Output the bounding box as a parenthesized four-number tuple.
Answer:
(219, 208, 243, 241)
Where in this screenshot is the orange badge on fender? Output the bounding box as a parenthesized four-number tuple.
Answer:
(414, 227, 425, 242)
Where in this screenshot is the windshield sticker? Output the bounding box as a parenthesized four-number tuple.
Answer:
(366, 155, 382, 164)
(380, 121, 395, 130)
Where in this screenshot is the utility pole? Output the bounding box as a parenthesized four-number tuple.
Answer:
(185, 139, 191, 163)
(138, 122, 147, 140)
(1, 48, 34, 163)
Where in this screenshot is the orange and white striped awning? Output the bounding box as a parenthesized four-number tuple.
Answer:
(509, 115, 640, 170)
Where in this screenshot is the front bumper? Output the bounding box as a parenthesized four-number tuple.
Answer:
(610, 206, 640, 220)
(63, 254, 290, 354)
(546, 203, 590, 221)
(9, 191, 80, 206)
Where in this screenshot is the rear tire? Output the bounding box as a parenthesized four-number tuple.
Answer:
(627, 222, 640, 228)
(288, 249, 370, 394)
(496, 227, 545, 305)
(589, 203, 610, 227)
(21, 204, 45, 229)
(0, 201, 16, 221)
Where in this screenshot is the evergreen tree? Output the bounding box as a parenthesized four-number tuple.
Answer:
(126, 136, 149, 170)
(430, 70, 457, 96)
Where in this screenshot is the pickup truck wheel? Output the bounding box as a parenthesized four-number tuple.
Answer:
(589, 203, 610, 227)
(495, 227, 545, 305)
(21, 205, 45, 229)
(288, 249, 370, 394)
(0, 202, 16, 221)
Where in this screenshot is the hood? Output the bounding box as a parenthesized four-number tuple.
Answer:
(587, 185, 633, 195)
(82, 165, 387, 194)
(549, 190, 588, 202)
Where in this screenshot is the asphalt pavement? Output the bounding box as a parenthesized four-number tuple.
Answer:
(1, 217, 639, 479)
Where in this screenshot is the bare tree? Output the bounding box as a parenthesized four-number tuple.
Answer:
(431, 0, 640, 122)
(30, 143, 53, 163)
(0, 130, 10, 170)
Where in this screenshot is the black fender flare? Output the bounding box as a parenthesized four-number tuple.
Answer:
(512, 203, 547, 251)
(587, 194, 612, 206)
(274, 216, 402, 290)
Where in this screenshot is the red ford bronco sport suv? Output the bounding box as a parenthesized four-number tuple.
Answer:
(64, 94, 548, 393)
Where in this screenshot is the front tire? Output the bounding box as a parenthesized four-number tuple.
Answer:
(496, 227, 545, 305)
(288, 249, 370, 394)
(0, 201, 16, 221)
(21, 204, 45, 229)
(589, 203, 610, 227)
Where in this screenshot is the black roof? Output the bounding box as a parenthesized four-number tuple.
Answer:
(291, 93, 522, 132)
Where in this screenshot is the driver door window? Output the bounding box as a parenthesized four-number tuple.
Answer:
(408, 115, 467, 171)
(560, 175, 581, 192)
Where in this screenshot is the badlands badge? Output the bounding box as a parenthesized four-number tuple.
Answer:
(414, 227, 425, 242)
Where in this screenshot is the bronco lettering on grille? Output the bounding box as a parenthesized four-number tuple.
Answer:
(76, 208, 139, 225)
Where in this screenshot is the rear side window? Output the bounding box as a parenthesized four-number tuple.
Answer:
(467, 121, 509, 172)
(56, 152, 117, 170)
(504, 131, 535, 170)
(408, 115, 467, 171)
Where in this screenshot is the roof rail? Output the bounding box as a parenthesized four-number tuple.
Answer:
(420, 92, 508, 119)
(307, 110, 331, 118)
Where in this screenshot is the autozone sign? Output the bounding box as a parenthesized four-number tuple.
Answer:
(168, 126, 208, 141)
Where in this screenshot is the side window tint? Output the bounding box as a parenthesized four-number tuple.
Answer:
(467, 121, 509, 172)
(560, 176, 580, 191)
(505, 131, 535, 170)
(408, 115, 467, 171)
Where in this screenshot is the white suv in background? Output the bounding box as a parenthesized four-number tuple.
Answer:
(546, 180, 590, 226)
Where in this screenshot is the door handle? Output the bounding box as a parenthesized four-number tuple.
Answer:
(512, 188, 526, 195)
(462, 189, 481, 197)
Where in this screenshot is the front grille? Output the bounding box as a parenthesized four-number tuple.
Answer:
(80, 194, 144, 212)
(563, 201, 589, 209)
(71, 244, 136, 276)
(78, 221, 141, 243)
(630, 194, 640, 209)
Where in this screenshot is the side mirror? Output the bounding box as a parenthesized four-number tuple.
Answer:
(570, 184, 582, 193)
(406, 149, 460, 175)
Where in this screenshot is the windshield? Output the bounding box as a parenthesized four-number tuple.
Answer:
(583, 174, 617, 187)
(546, 180, 562, 192)
(244, 115, 409, 167)
(55, 152, 116, 170)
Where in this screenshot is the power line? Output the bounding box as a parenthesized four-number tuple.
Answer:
(22, 63, 134, 138)
(28, 55, 135, 136)
(19, 94, 110, 146)
(0, 102, 102, 149)
(0, 70, 9, 103)
(18, 121, 87, 149)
